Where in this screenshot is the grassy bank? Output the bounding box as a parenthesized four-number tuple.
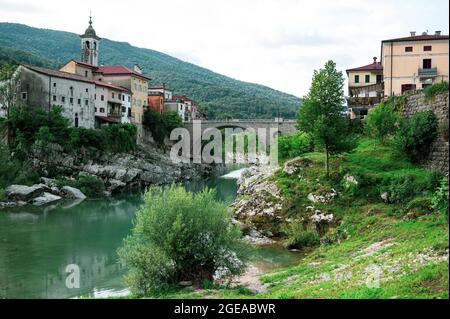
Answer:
(154, 138, 448, 299)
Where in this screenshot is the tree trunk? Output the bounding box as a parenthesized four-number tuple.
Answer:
(325, 147, 330, 179)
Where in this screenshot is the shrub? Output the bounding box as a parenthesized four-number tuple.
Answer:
(56, 174, 105, 198)
(424, 82, 449, 101)
(104, 124, 137, 153)
(284, 223, 320, 249)
(69, 128, 105, 151)
(143, 109, 182, 146)
(432, 178, 449, 220)
(364, 102, 400, 142)
(0, 187, 6, 201)
(118, 185, 246, 296)
(395, 111, 438, 163)
(278, 132, 314, 160)
(35, 126, 55, 146)
(406, 196, 433, 214)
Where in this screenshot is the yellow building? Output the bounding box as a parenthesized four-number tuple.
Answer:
(346, 57, 384, 119)
(381, 31, 449, 97)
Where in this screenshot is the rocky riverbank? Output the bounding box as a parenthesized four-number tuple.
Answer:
(1, 142, 223, 210)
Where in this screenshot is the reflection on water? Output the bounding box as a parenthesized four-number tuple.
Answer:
(0, 166, 301, 299)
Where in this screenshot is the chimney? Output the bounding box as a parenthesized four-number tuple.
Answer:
(435, 31, 442, 35)
(410, 31, 416, 36)
(134, 64, 143, 74)
(373, 57, 377, 63)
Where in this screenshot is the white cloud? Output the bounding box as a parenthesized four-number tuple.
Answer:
(0, 0, 448, 96)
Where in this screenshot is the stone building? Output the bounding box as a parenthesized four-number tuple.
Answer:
(94, 81, 131, 127)
(13, 64, 96, 129)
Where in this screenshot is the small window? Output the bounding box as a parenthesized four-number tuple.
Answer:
(78, 99, 81, 105)
(53, 83, 56, 88)
(21, 92, 27, 100)
(354, 75, 360, 83)
(365, 75, 370, 83)
(85, 99, 89, 106)
(122, 106, 126, 113)
(61, 96, 65, 103)
(100, 108, 105, 113)
(118, 94, 122, 100)
(376, 74, 382, 84)
(69, 87, 74, 96)
(95, 107, 97, 112)
(85, 70, 88, 77)
(112, 92, 115, 99)
(424, 46, 432, 52)
(405, 47, 413, 52)
(128, 96, 131, 102)
(53, 95, 57, 102)
(70, 98, 74, 104)
(101, 95, 104, 101)
(86, 88, 89, 93)
(423, 59, 432, 69)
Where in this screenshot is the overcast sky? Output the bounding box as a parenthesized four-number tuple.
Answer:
(0, 0, 448, 97)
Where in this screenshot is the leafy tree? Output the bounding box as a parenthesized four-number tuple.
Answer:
(143, 109, 182, 147)
(0, 63, 20, 147)
(395, 111, 438, 163)
(118, 185, 246, 296)
(364, 101, 400, 143)
(297, 60, 349, 178)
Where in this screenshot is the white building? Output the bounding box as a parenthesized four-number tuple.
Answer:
(94, 81, 131, 127)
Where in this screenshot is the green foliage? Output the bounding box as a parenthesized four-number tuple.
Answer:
(297, 60, 352, 177)
(35, 126, 55, 146)
(432, 178, 449, 219)
(424, 82, 449, 101)
(143, 109, 182, 146)
(0, 187, 5, 201)
(0, 144, 38, 187)
(56, 174, 105, 198)
(284, 223, 320, 249)
(364, 102, 400, 142)
(0, 22, 301, 120)
(118, 185, 246, 296)
(278, 132, 313, 161)
(395, 111, 438, 163)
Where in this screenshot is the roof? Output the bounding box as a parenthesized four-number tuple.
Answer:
(95, 81, 130, 93)
(149, 85, 172, 91)
(22, 65, 95, 84)
(172, 95, 196, 104)
(95, 65, 151, 81)
(382, 34, 449, 43)
(80, 17, 100, 40)
(346, 62, 383, 73)
(70, 59, 98, 69)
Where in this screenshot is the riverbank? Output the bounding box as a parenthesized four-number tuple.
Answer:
(157, 138, 449, 299)
(0, 142, 222, 210)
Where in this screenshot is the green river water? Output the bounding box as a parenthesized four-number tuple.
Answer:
(0, 168, 301, 299)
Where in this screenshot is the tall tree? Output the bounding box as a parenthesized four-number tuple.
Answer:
(297, 60, 348, 178)
(0, 64, 20, 148)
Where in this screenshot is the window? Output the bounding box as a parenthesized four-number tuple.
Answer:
(95, 107, 97, 112)
(128, 96, 131, 102)
(118, 94, 122, 100)
(85, 99, 88, 106)
(365, 75, 370, 83)
(85, 88, 89, 93)
(85, 70, 88, 77)
(423, 59, 432, 69)
(122, 106, 126, 113)
(405, 47, 413, 52)
(376, 74, 382, 84)
(78, 99, 81, 105)
(112, 92, 115, 99)
(70, 87, 74, 96)
(354, 75, 360, 83)
(53, 95, 57, 102)
(21, 92, 27, 100)
(61, 96, 65, 103)
(100, 108, 105, 113)
(70, 98, 74, 104)
(424, 46, 432, 52)
(101, 95, 104, 101)
(53, 83, 56, 88)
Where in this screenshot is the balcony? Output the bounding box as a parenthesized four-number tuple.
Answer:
(347, 96, 381, 107)
(418, 67, 438, 77)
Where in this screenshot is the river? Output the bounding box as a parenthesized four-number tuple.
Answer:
(0, 167, 301, 299)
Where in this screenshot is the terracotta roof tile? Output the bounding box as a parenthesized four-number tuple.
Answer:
(382, 34, 449, 43)
(23, 65, 95, 84)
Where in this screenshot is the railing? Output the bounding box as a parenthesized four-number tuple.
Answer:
(418, 67, 438, 77)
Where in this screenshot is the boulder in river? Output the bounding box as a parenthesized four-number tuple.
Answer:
(61, 186, 87, 200)
(32, 192, 62, 206)
(6, 185, 45, 202)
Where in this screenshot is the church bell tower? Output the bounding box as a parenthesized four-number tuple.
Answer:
(80, 15, 100, 66)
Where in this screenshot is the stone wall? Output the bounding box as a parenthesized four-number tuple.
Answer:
(404, 91, 449, 175)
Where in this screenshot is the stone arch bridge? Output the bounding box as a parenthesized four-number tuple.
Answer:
(183, 119, 298, 146)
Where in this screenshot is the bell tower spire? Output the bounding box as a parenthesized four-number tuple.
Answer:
(80, 14, 100, 66)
